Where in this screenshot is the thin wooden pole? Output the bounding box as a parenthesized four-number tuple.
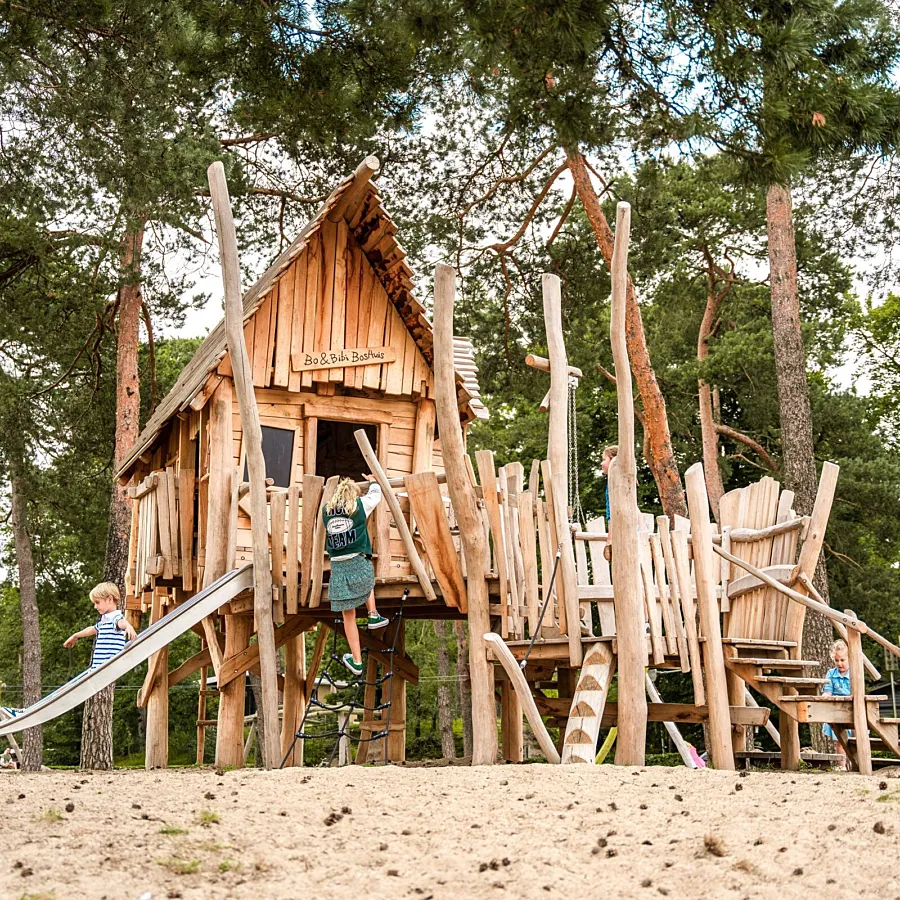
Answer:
(354, 428, 436, 601)
(542, 274, 569, 508)
(433, 263, 497, 766)
(607, 202, 647, 766)
(685, 462, 735, 770)
(207, 161, 279, 769)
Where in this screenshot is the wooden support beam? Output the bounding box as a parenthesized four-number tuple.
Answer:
(606, 203, 647, 767)
(846, 614, 872, 776)
(215, 614, 251, 769)
(218, 614, 315, 689)
(144, 588, 169, 769)
(685, 462, 735, 771)
(433, 264, 497, 766)
(208, 161, 279, 768)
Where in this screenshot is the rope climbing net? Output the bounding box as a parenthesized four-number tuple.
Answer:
(280, 590, 408, 768)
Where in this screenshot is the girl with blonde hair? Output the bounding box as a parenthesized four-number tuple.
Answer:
(323, 475, 388, 676)
(822, 639, 851, 770)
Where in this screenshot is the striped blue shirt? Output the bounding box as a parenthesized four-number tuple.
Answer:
(90, 610, 127, 669)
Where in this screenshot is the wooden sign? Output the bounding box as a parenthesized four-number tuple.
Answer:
(294, 346, 396, 372)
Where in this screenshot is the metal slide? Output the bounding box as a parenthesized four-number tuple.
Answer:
(0, 565, 254, 738)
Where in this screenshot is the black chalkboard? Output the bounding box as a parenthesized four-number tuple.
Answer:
(243, 425, 295, 488)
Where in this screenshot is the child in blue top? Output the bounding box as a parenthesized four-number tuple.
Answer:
(822, 638, 851, 770)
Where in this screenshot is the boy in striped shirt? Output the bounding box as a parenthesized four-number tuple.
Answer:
(64, 582, 137, 667)
(1, 582, 136, 719)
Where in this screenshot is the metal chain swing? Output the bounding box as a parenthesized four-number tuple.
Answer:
(567, 373, 586, 529)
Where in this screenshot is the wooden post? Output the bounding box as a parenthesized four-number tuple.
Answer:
(216, 614, 251, 769)
(354, 428, 437, 601)
(500, 678, 524, 762)
(542, 274, 569, 506)
(208, 161, 279, 769)
(145, 587, 169, 769)
(387, 620, 407, 762)
(551, 468, 582, 666)
(845, 616, 872, 775)
(685, 462, 735, 770)
(607, 202, 647, 767)
(433, 263, 497, 766)
(281, 634, 305, 767)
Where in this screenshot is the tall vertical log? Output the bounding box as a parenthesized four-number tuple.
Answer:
(685, 463, 735, 770)
(207, 162, 279, 769)
(608, 202, 647, 767)
(433, 263, 497, 766)
(766, 181, 832, 731)
(9, 458, 42, 771)
(567, 151, 686, 518)
(85, 221, 146, 771)
(542, 274, 569, 506)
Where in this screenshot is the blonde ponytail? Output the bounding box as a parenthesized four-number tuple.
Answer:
(325, 477, 360, 516)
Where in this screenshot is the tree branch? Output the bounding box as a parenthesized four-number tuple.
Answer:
(714, 423, 778, 472)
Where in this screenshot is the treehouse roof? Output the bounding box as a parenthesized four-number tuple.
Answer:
(117, 156, 487, 479)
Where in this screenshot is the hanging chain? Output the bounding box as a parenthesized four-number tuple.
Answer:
(567, 374, 585, 528)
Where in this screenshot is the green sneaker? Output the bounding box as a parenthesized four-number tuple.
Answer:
(342, 653, 363, 676)
(367, 612, 389, 630)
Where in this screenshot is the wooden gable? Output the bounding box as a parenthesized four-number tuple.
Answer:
(218, 222, 433, 400)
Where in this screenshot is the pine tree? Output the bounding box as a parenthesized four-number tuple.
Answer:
(667, 0, 900, 732)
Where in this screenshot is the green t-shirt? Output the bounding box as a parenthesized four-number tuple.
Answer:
(323, 499, 372, 558)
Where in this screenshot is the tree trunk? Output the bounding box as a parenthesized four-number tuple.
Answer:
(83, 222, 145, 771)
(567, 150, 687, 517)
(698, 282, 727, 522)
(765, 182, 832, 750)
(433, 620, 456, 759)
(9, 458, 42, 771)
(248, 673, 266, 768)
(454, 620, 473, 758)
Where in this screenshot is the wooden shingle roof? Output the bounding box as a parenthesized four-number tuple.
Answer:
(117, 157, 487, 478)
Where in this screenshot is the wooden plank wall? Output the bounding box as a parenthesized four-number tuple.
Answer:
(219, 229, 434, 400)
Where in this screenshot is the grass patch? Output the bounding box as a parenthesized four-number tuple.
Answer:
(41, 808, 63, 823)
(156, 857, 201, 875)
(18, 893, 57, 900)
(198, 809, 220, 826)
(159, 825, 188, 836)
(876, 789, 900, 803)
(218, 859, 242, 873)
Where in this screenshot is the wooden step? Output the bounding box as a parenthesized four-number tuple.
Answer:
(783, 694, 888, 702)
(723, 638, 797, 650)
(731, 658, 819, 669)
(880, 717, 900, 725)
(755, 675, 827, 686)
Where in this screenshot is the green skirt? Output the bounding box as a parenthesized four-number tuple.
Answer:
(328, 555, 375, 612)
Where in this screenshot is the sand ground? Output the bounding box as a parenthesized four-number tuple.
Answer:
(1, 763, 899, 900)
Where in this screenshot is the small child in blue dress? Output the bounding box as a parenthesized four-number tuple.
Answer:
(821, 638, 851, 770)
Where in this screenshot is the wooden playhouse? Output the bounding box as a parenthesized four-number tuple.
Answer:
(115, 158, 489, 768)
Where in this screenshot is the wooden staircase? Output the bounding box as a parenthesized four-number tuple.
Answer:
(724, 641, 900, 768)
